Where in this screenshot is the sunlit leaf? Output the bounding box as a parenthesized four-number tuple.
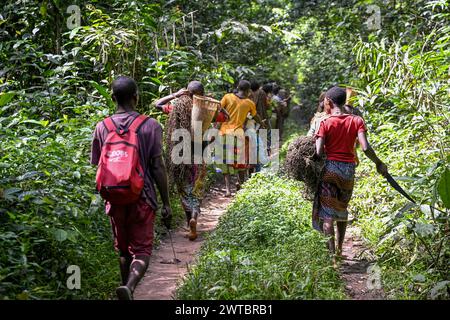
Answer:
(437, 168, 450, 208)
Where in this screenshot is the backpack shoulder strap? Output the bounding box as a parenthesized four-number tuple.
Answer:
(128, 114, 149, 133)
(103, 117, 116, 133)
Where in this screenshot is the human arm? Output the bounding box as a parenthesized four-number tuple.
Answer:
(316, 136, 325, 157)
(147, 123, 172, 227)
(90, 123, 104, 165)
(249, 101, 266, 129)
(154, 88, 189, 111)
(253, 113, 267, 129)
(283, 95, 292, 103)
(357, 131, 388, 177)
(149, 155, 172, 227)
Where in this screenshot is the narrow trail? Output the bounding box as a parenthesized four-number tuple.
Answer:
(339, 225, 385, 300)
(134, 181, 232, 300)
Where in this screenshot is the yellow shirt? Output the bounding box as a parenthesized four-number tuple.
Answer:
(219, 93, 257, 135)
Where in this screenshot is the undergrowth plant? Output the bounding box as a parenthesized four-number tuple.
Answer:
(176, 174, 346, 300)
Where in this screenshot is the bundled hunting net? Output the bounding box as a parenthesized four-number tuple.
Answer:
(282, 136, 325, 200)
(164, 95, 194, 187)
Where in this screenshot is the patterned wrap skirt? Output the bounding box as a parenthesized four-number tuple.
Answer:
(215, 133, 252, 174)
(177, 164, 207, 215)
(312, 160, 356, 231)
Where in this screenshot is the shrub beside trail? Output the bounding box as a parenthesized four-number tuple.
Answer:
(176, 174, 345, 300)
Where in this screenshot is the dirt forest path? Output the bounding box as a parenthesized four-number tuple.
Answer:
(134, 181, 232, 300)
(339, 225, 385, 300)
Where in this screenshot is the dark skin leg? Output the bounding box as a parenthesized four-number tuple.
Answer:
(119, 254, 132, 286)
(224, 174, 232, 197)
(126, 255, 150, 293)
(238, 171, 246, 185)
(185, 210, 192, 227)
(336, 221, 347, 256)
(322, 219, 336, 254)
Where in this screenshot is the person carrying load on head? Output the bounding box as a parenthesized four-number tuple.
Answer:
(155, 81, 227, 241)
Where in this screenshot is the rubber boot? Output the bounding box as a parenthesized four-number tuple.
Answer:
(119, 255, 132, 286)
(116, 255, 150, 300)
(188, 210, 199, 241)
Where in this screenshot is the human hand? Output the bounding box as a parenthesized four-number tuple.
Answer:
(376, 162, 388, 177)
(161, 204, 172, 229)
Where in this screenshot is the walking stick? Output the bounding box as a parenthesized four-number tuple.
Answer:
(166, 226, 180, 264)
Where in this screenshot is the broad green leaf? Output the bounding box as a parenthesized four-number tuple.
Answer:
(437, 168, 450, 208)
(54, 229, 68, 242)
(261, 25, 272, 34)
(412, 274, 426, 283)
(20, 119, 48, 127)
(90, 81, 114, 108)
(69, 27, 81, 40)
(413, 223, 434, 237)
(0, 92, 15, 107)
(3, 188, 22, 200)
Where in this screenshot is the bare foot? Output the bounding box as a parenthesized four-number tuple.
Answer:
(188, 218, 198, 241)
(332, 256, 339, 269)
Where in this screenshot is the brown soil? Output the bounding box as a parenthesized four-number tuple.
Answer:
(133, 181, 233, 300)
(339, 225, 385, 300)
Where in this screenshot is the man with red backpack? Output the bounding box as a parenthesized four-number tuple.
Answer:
(91, 76, 172, 300)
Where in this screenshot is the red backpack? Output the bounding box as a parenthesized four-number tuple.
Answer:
(96, 114, 148, 205)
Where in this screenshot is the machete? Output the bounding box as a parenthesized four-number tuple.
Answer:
(384, 172, 416, 204)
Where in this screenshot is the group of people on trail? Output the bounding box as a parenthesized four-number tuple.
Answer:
(89, 74, 387, 300)
(90, 76, 286, 300)
(309, 86, 388, 262)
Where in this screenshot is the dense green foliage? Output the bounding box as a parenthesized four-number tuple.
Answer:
(177, 174, 346, 300)
(0, 0, 300, 300)
(0, 0, 449, 300)
(281, 0, 450, 299)
(349, 1, 450, 299)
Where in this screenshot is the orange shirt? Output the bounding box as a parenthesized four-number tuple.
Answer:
(219, 93, 257, 135)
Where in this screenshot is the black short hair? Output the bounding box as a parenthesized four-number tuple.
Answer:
(112, 76, 138, 104)
(237, 80, 251, 92)
(272, 84, 280, 95)
(187, 80, 204, 96)
(250, 80, 260, 91)
(325, 86, 346, 107)
(262, 83, 273, 94)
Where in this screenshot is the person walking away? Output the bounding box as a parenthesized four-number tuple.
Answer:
(262, 82, 274, 153)
(313, 86, 388, 264)
(249, 80, 270, 125)
(307, 92, 328, 137)
(272, 85, 290, 141)
(217, 80, 266, 196)
(154, 81, 207, 241)
(249, 80, 270, 172)
(91, 76, 172, 300)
